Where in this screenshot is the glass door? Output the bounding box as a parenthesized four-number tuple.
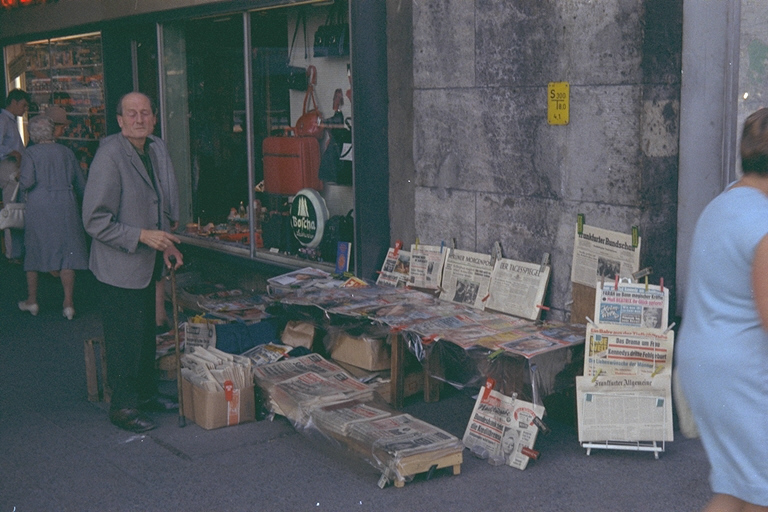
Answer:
(9, 32, 106, 174)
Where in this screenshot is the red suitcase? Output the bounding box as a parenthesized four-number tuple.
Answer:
(262, 136, 322, 195)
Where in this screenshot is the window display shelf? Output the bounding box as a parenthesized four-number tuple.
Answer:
(17, 32, 106, 172)
(177, 233, 335, 273)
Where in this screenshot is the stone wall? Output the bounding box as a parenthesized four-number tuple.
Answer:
(389, 0, 682, 320)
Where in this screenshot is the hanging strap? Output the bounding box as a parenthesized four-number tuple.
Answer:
(288, 9, 308, 61)
(9, 181, 20, 202)
(303, 65, 319, 114)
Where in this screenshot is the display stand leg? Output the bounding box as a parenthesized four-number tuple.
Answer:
(581, 440, 665, 459)
(390, 332, 404, 410)
(423, 344, 442, 403)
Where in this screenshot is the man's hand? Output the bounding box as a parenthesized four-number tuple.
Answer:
(139, 229, 180, 252)
(163, 244, 183, 270)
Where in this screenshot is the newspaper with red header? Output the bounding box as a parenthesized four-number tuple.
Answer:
(462, 380, 545, 470)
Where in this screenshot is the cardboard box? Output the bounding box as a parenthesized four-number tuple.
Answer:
(331, 332, 391, 371)
(185, 379, 255, 430)
(373, 368, 424, 404)
(182, 377, 196, 423)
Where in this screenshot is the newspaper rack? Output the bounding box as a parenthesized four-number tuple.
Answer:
(572, 249, 674, 459)
(582, 440, 665, 459)
(579, 389, 669, 459)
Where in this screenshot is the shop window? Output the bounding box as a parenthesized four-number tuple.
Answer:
(161, 2, 354, 270)
(4, 32, 105, 174)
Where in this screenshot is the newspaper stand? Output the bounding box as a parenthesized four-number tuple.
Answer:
(580, 391, 669, 459)
(575, 274, 674, 460)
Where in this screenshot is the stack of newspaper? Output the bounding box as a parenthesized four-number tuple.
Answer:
(180, 346, 252, 392)
(254, 354, 464, 486)
(346, 414, 464, 482)
(253, 353, 372, 426)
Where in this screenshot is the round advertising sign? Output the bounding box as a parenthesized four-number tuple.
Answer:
(290, 188, 328, 248)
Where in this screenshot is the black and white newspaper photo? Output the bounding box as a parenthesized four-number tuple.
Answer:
(462, 384, 545, 470)
(376, 247, 411, 287)
(570, 224, 641, 288)
(408, 244, 447, 289)
(485, 258, 551, 320)
(576, 375, 673, 442)
(438, 249, 493, 310)
(584, 324, 674, 378)
(595, 280, 669, 330)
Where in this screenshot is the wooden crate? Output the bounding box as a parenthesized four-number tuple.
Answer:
(84, 337, 111, 403)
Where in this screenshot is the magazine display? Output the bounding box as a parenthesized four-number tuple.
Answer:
(594, 280, 669, 330)
(486, 258, 550, 321)
(576, 375, 673, 442)
(408, 244, 447, 290)
(584, 324, 674, 378)
(266, 266, 335, 295)
(376, 247, 411, 287)
(438, 249, 493, 310)
(463, 382, 545, 470)
(570, 224, 641, 288)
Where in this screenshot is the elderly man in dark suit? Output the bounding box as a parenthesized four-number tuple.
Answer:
(82, 92, 183, 433)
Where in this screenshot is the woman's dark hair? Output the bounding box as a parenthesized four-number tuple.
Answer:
(740, 108, 768, 175)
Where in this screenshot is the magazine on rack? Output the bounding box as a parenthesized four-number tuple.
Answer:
(584, 324, 674, 378)
(594, 280, 669, 331)
(408, 244, 447, 290)
(463, 381, 545, 470)
(485, 257, 550, 320)
(376, 247, 411, 288)
(438, 249, 493, 310)
(576, 374, 673, 442)
(570, 224, 641, 288)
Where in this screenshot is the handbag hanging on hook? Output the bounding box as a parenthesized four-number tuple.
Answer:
(294, 65, 324, 139)
(286, 8, 308, 91)
(313, 0, 349, 58)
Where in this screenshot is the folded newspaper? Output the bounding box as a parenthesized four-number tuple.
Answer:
(463, 381, 545, 470)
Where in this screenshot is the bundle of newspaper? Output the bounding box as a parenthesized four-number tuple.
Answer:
(347, 414, 464, 480)
(180, 345, 253, 392)
(270, 371, 373, 427)
(253, 353, 373, 426)
(310, 398, 392, 437)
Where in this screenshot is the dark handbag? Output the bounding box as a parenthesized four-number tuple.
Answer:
(287, 9, 308, 91)
(313, 1, 349, 58)
(294, 66, 324, 139)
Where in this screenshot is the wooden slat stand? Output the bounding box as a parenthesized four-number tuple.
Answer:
(571, 282, 596, 325)
(84, 337, 111, 403)
(391, 451, 463, 488)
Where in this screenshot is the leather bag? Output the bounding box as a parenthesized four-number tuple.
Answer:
(0, 182, 25, 230)
(313, 1, 349, 58)
(294, 66, 324, 139)
(286, 9, 308, 91)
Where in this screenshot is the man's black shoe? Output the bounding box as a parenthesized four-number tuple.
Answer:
(109, 408, 157, 433)
(138, 395, 178, 412)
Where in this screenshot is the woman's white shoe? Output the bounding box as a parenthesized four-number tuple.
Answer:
(63, 307, 75, 320)
(18, 301, 40, 316)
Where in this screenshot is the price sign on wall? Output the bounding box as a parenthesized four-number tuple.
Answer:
(547, 82, 569, 125)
